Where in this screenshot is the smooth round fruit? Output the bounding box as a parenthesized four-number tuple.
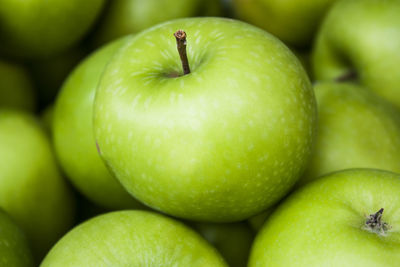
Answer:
(92, 0, 202, 46)
(302, 82, 400, 184)
(0, 110, 75, 259)
(232, 0, 337, 47)
(249, 169, 400, 267)
(0, 0, 105, 58)
(0, 60, 35, 111)
(312, 0, 400, 109)
(53, 36, 143, 210)
(41, 210, 228, 266)
(94, 17, 317, 222)
(0, 209, 34, 267)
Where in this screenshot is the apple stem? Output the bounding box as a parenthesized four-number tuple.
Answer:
(174, 30, 191, 75)
(364, 208, 391, 235)
(335, 70, 357, 82)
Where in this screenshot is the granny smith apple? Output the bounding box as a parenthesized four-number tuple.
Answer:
(0, 110, 75, 260)
(249, 168, 400, 266)
(312, 0, 400, 109)
(232, 0, 337, 47)
(41, 210, 228, 266)
(0, 0, 105, 59)
(94, 17, 317, 222)
(53, 36, 144, 210)
(301, 82, 400, 184)
(0, 60, 35, 111)
(0, 209, 34, 267)
(193, 221, 254, 267)
(91, 0, 202, 46)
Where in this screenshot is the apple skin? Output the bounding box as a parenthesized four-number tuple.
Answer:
(0, 0, 105, 59)
(312, 0, 400, 110)
(249, 169, 400, 267)
(301, 82, 400, 184)
(0, 110, 75, 260)
(41, 210, 228, 266)
(94, 17, 317, 222)
(0, 209, 34, 267)
(232, 0, 337, 47)
(193, 221, 254, 267)
(92, 0, 202, 47)
(0, 60, 35, 111)
(53, 36, 144, 210)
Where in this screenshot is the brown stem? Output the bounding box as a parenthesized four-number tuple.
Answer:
(174, 30, 190, 75)
(335, 70, 357, 82)
(364, 208, 391, 235)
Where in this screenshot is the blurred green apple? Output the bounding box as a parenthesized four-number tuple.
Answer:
(0, 60, 35, 111)
(94, 18, 317, 222)
(232, 0, 337, 47)
(41, 210, 228, 266)
(301, 82, 400, 184)
(0, 209, 34, 267)
(53, 36, 143, 210)
(0, 110, 75, 260)
(312, 0, 400, 109)
(0, 0, 105, 59)
(193, 221, 254, 267)
(249, 169, 400, 266)
(91, 0, 202, 46)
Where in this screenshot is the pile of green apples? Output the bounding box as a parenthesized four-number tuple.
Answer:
(1, 0, 400, 266)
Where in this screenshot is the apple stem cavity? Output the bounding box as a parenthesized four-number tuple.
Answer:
(174, 30, 191, 75)
(364, 208, 391, 235)
(335, 70, 357, 83)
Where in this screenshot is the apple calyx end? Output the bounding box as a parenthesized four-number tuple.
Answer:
(174, 30, 191, 76)
(363, 208, 391, 236)
(335, 70, 357, 83)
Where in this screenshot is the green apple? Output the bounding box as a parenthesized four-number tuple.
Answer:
(249, 169, 400, 266)
(0, 110, 75, 260)
(94, 17, 317, 222)
(193, 221, 254, 267)
(0, 0, 105, 59)
(301, 82, 400, 184)
(232, 0, 337, 47)
(312, 0, 400, 109)
(41, 210, 228, 266)
(53, 36, 144, 210)
(91, 0, 202, 46)
(0, 60, 35, 111)
(0, 209, 34, 267)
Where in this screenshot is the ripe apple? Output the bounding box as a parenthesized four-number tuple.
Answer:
(232, 0, 337, 47)
(53, 36, 144, 210)
(0, 209, 34, 267)
(94, 17, 317, 222)
(0, 0, 105, 59)
(91, 0, 202, 47)
(312, 0, 400, 109)
(0, 60, 35, 111)
(41, 210, 228, 266)
(193, 221, 254, 267)
(0, 110, 75, 260)
(301, 82, 400, 184)
(249, 169, 400, 266)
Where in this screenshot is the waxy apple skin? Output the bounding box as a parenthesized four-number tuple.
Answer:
(53, 36, 143, 210)
(0, 0, 105, 59)
(232, 0, 337, 47)
(0, 110, 75, 260)
(301, 82, 400, 184)
(41, 210, 228, 266)
(0, 209, 34, 267)
(94, 18, 317, 222)
(249, 169, 400, 267)
(313, 0, 400, 109)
